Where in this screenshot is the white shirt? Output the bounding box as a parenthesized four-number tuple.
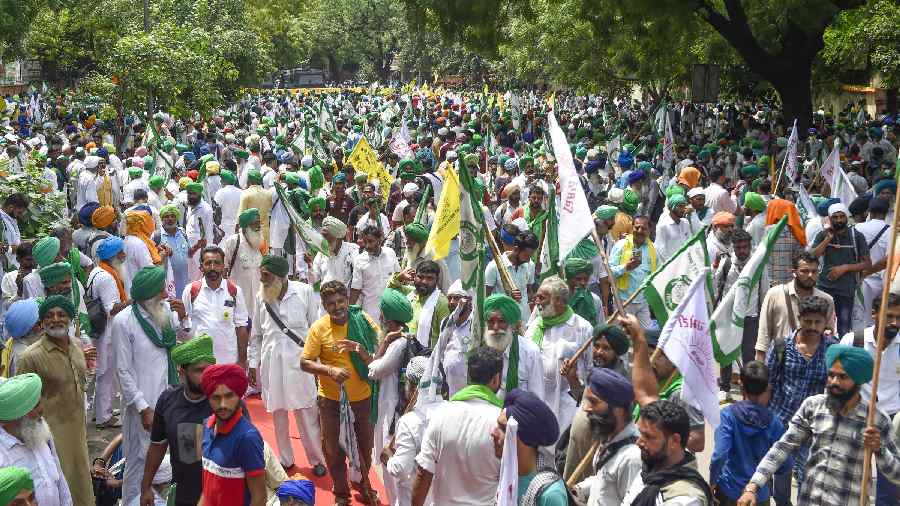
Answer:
(113, 302, 191, 413)
(497, 336, 545, 401)
(214, 185, 243, 239)
(182, 277, 249, 364)
(86, 268, 123, 376)
(704, 182, 736, 214)
(485, 254, 535, 322)
(387, 400, 445, 506)
(655, 212, 695, 262)
(351, 246, 400, 321)
(0, 427, 72, 506)
(582, 424, 642, 506)
(0, 209, 21, 269)
(122, 235, 154, 296)
(250, 281, 319, 411)
(368, 338, 411, 458)
(269, 191, 291, 250)
(76, 170, 103, 212)
(840, 327, 900, 415)
(442, 316, 474, 397)
(311, 242, 359, 287)
(185, 201, 215, 245)
(856, 218, 891, 286)
(415, 398, 501, 506)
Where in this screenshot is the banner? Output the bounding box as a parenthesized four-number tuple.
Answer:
(641, 227, 711, 325)
(346, 136, 394, 203)
(425, 167, 460, 260)
(820, 144, 858, 206)
(710, 216, 787, 364)
(662, 110, 675, 169)
(458, 158, 487, 342)
(547, 110, 594, 261)
(784, 119, 799, 184)
(659, 270, 720, 429)
(496, 417, 519, 506)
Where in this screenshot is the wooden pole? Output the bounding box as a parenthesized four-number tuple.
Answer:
(484, 223, 519, 295)
(565, 440, 601, 489)
(859, 181, 900, 505)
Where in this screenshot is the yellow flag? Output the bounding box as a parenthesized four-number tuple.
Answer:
(483, 83, 489, 96)
(547, 92, 556, 110)
(498, 93, 505, 114)
(345, 136, 394, 203)
(425, 167, 460, 260)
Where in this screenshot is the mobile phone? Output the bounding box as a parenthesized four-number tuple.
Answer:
(633, 250, 642, 263)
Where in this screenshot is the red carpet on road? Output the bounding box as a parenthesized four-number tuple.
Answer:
(244, 394, 387, 505)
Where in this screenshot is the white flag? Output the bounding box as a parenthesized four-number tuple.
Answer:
(662, 112, 675, 168)
(547, 110, 593, 260)
(820, 144, 858, 206)
(658, 270, 720, 428)
(496, 417, 519, 506)
(389, 130, 412, 160)
(784, 119, 799, 184)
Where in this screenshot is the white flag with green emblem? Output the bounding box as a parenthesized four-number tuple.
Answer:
(641, 226, 711, 325)
(710, 216, 787, 364)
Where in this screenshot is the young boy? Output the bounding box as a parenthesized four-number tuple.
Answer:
(710, 361, 791, 506)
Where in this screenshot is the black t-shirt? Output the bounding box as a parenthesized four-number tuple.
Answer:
(150, 385, 211, 506)
(813, 227, 869, 297)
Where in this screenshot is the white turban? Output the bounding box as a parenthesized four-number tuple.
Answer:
(301, 155, 313, 168)
(447, 279, 467, 297)
(402, 182, 419, 197)
(608, 187, 625, 204)
(687, 187, 705, 198)
(828, 203, 850, 217)
(84, 155, 101, 169)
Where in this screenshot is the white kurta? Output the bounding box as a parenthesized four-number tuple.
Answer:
(122, 235, 154, 296)
(497, 336, 546, 401)
(185, 201, 215, 281)
(0, 209, 21, 269)
(350, 247, 400, 321)
(214, 185, 243, 240)
(368, 338, 409, 459)
(311, 242, 359, 287)
(250, 281, 319, 411)
(655, 212, 695, 262)
(386, 399, 445, 506)
(222, 231, 263, 326)
(524, 312, 593, 440)
(441, 317, 474, 397)
(269, 191, 291, 251)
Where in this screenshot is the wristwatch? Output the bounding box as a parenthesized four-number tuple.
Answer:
(743, 483, 758, 495)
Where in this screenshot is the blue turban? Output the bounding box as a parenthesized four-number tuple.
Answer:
(97, 236, 124, 261)
(79, 202, 101, 227)
(586, 367, 634, 407)
(96, 147, 109, 159)
(584, 160, 602, 174)
(503, 389, 559, 448)
(276, 480, 315, 505)
(332, 172, 347, 184)
(873, 178, 897, 196)
(415, 147, 435, 171)
(816, 197, 841, 217)
(4, 299, 39, 339)
(198, 144, 210, 156)
(627, 170, 645, 184)
(183, 151, 196, 163)
(618, 151, 634, 169)
(826, 344, 874, 385)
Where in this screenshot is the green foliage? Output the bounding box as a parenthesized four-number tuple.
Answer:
(0, 161, 67, 239)
(823, 0, 900, 88)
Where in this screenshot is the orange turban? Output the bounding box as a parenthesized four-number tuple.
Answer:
(765, 198, 807, 246)
(677, 166, 701, 189)
(125, 211, 161, 264)
(711, 212, 736, 226)
(91, 206, 116, 229)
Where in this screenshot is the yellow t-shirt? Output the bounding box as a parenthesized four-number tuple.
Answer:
(302, 313, 380, 402)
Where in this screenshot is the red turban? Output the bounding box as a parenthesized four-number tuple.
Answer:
(200, 364, 249, 398)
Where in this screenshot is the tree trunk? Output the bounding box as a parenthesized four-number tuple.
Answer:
(767, 61, 815, 137)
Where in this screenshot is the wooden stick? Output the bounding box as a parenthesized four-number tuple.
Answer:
(484, 223, 518, 295)
(560, 286, 642, 375)
(592, 229, 626, 318)
(859, 181, 900, 505)
(565, 439, 601, 489)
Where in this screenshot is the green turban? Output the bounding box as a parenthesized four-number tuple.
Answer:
(39, 294, 75, 319)
(741, 164, 760, 178)
(0, 467, 33, 505)
(128, 167, 143, 179)
(380, 288, 413, 324)
(308, 196, 326, 211)
(621, 189, 639, 215)
(519, 155, 534, 169)
(308, 165, 324, 192)
(743, 192, 766, 212)
(33, 236, 61, 267)
(175, 143, 190, 153)
(483, 294, 521, 325)
(261, 255, 289, 278)
(398, 159, 417, 176)
(564, 257, 593, 279)
(404, 222, 429, 243)
(239, 208, 260, 228)
(171, 334, 216, 366)
(594, 324, 630, 356)
(321, 216, 347, 239)
(594, 205, 618, 221)
(826, 344, 874, 385)
(185, 182, 204, 195)
(758, 155, 771, 168)
(332, 172, 347, 184)
(131, 266, 166, 301)
(667, 194, 688, 211)
(159, 204, 182, 220)
(283, 172, 301, 186)
(39, 262, 71, 287)
(665, 184, 686, 199)
(148, 175, 165, 189)
(247, 169, 263, 185)
(220, 169, 236, 185)
(234, 150, 249, 160)
(0, 373, 42, 422)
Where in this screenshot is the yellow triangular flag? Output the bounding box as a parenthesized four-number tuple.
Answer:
(425, 167, 461, 260)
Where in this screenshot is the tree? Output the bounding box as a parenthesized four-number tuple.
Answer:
(409, 0, 875, 133)
(823, 0, 900, 90)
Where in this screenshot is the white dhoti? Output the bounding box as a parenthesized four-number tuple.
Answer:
(121, 406, 151, 504)
(93, 334, 118, 424)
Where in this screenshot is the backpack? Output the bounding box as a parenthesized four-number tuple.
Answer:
(521, 466, 575, 506)
(189, 279, 237, 303)
(84, 271, 108, 339)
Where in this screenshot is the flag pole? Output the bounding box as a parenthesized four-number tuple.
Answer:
(484, 224, 519, 295)
(565, 440, 601, 489)
(859, 180, 900, 505)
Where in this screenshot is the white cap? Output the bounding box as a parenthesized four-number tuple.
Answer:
(687, 187, 705, 198)
(84, 155, 101, 169)
(402, 182, 419, 196)
(447, 279, 467, 297)
(301, 155, 313, 168)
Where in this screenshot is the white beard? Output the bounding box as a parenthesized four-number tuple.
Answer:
(539, 304, 557, 319)
(143, 298, 173, 329)
(260, 277, 284, 305)
(484, 329, 514, 352)
(18, 417, 52, 450)
(45, 326, 69, 339)
(404, 242, 424, 268)
(111, 258, 127, 280)
(244, 229, 262, 250)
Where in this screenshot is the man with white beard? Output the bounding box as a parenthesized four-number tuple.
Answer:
(248, 255, 326, 475)
(482, 293, 544, 401)
(86, 236, 132, 429)
(310, 216, 358, 289)
(0, 373, 73, 506)
(113, 266, 191, 505)
(16, 296, 95, 506)
(222, 208, 265, 329)
(398, 222, 450, 292)
(525, 276, 593, 447)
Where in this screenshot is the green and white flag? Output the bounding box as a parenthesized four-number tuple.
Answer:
(458, 157, 487, 343)
(710, 216, 787, 364)
(641, 226, 711, 325)
(273, 182, 329, 257)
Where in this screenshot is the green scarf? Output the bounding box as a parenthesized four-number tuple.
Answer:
(632, 374, 684, 420)
(506, 335, 520, 393)
(346, 305, 378, 424)
(569, 289, 597, 328)
(67, 247, 87, 286)
(450, 384, 503, 408)
(132, 303, 178, 386)
(531, 306, 574, 347)
(524, 204, 548, 260)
